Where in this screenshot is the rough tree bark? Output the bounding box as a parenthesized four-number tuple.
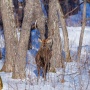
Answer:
(1, 0, 45, 79)
(1, 0, 18, 72)
(12, 0, 33, 79)
(34, 0, 45, 39)
(48, 0, 63, 70)
(77, 0, 86, 62)
(0, 0, 2, 25)
(57, 0, 71, 62)
(28, 0, 45, 49)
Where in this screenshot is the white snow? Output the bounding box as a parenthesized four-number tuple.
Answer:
(0, 2, 90, 89)
(0, 26, 90, 90)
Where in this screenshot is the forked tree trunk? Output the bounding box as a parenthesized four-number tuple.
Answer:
(1, 0, 18, 72)
(1, 0, 45, 79)
(77, 0, 86, 62)
(57, 0, 71, 62)
(48, 0, 63, 70)
(12, 0, 33, 79)
(28, 0, 45, 49)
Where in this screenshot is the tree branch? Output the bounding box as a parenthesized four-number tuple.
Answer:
(65, 2, 84, 18)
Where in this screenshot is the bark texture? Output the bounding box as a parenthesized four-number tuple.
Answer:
(12, 0, 33, 79)
(1, 0, 17, 72)
(77, 0, 86, 62)
(33, 0, 45, 39)
(57, 0, 71, 62)
(48, 0, 62, 69)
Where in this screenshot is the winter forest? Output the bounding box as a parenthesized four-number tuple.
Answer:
(0, 0, 90, 90)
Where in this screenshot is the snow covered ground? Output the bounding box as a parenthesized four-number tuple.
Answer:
(0, 1, 90, 90)
(0, 26, 90, 90)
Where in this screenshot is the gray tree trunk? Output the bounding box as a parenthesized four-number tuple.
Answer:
(33, 0, 45, 39)
(12, 0, 33, 79)
(1, 0, 17, 72)
(0, 0, 2, 24)
(1, 0, 45, 79)
(77, 0, 86, 62)
(48, 0, 63, 70)
(57, 0, 71, 62)
(28, 0, 45, 49)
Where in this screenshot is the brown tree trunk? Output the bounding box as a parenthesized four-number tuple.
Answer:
(48, 0, 63, 70)
(77, 0, 86, 62)
(1, 0, 17, 72)
(12, 0, 33, 79)
(57, 0, 71, 62)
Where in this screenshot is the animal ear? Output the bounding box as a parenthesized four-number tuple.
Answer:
(46, 39, 52, 43)
(38, 38, 42, 43)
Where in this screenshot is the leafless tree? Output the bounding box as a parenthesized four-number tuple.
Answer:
(12, 0, 34, 79)
(34, 0, 45, 39)
(58, 0, 71, 62)
(1, 0, 18, 72)
(77, 0, 86, 62)
(48, 0, 63, 71)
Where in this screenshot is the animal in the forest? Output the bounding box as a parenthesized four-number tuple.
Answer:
(35, 38, 52, 80)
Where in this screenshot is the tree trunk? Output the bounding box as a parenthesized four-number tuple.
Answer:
(57, 0, 71, 62)
(12, 0, 33, 79)
(0, 0, 2, 25)
(0, 76, 3, 90)
(1, 0, 18, 72)
(77, 0, 86, 62)
(1, 0, 45, 79)
(48, 0, 63, 70)
(28, 0, 45, 49)
(34, 0, 45, 39)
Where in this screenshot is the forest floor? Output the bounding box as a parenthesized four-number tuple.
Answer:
(0, 27, 90, 90)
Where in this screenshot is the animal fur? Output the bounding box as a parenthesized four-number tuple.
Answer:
(35, 38, 52, 80)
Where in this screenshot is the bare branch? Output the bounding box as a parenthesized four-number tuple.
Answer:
(65, 2, 84, 18)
